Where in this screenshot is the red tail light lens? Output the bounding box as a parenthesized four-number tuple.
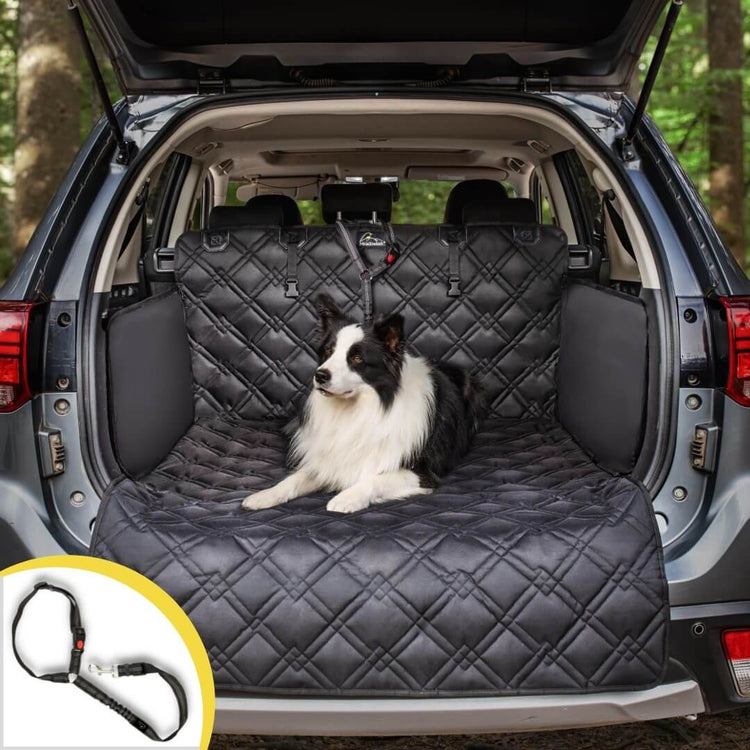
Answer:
(722, 630, 750, 696)
(719, 297, 750, 407)
(0, 303, 34, 413)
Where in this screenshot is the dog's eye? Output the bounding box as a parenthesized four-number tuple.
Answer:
(351, 354, 363, 365)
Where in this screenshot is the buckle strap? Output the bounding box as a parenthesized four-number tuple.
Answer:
(280, 228, 305, 298)
(11, 582, 187, 743)
(336, 221, 373, 322)
(440, 226, 465, 298)
(336, 220, 399, 323)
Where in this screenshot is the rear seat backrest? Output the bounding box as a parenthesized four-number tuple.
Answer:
(176, 224, 362, 419)
(174, 218, 568, 421)
(377, 223, 568, 418)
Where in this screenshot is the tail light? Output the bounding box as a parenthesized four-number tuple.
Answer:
(719, 297, 750, 407)
(722, 630, 750, 696)
(0, 302, 34, 412)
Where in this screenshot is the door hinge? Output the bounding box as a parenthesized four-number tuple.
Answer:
(690, 422, 720, 473)
(38, 427, 66, 478)
(198, 69, 228, 95)
(521, 73, 551, 93)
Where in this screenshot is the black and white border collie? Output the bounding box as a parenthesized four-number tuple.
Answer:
(242, 293, 482, 514)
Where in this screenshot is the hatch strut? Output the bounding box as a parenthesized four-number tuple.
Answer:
(66, 1, 134, 165)
(620, 0, 683, 161)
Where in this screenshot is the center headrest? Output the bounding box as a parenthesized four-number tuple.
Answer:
(207, 194, 303, 229)
(321, 184, 392, 224)
(462, 198, 537, 224)
(443, 179, 508, 225)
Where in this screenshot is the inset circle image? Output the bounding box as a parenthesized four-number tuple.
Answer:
(2, 556, 214, 748)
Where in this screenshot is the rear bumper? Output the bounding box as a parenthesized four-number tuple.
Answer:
(214, 680, 704, 735)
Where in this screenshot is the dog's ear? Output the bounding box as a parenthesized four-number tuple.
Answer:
(314, 293, 345, 333)
(374, 313, 405, 355)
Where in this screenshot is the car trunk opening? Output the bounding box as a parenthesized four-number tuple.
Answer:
(90, 165, 668, 695)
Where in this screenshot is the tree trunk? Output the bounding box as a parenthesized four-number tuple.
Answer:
(13, 0, 80, 257)
(706, 0, 745, 268)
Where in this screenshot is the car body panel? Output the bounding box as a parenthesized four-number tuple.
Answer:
(79, 0, 668, 93)
(214, 681, 704, 735)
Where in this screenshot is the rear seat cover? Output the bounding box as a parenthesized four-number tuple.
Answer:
(93, 213, 668, 696)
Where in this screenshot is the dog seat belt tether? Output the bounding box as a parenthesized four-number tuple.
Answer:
(12, 582, 188, 743)
(336, 220, 399, 322)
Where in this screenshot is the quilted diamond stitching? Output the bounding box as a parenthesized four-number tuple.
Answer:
(92, 222, 667, 696)
(92, 418, 668, 695)
(175, 222, 568, 420)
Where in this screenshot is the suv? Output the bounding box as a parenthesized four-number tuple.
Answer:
(2, 0, 749, 735)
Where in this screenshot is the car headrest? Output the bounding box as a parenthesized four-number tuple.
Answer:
(208, 194, 303, 229)
(462, 198, 537, 224)
(321, 183, 392, 224)
(245, 194, 303, 226)
(443, 179, 508, 224)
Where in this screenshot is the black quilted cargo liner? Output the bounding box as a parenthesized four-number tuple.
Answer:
(92, 220, 668, 696)
(176, 222, 566, 420)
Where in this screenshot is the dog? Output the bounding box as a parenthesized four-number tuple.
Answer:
(242, 293, 482, 514)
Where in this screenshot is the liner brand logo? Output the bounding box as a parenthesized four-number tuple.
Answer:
(203, 230, 229, 253)
(358, 232, 387, 249)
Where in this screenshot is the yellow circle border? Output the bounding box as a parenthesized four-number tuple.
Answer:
(2, 555, 215, 749)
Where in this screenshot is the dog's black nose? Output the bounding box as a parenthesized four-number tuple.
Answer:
(314, 368, 331, 385)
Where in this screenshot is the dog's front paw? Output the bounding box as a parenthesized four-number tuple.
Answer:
(326, 489, 370, 514)
(242, 487, 286, 511)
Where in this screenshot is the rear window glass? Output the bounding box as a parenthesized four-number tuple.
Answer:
(230, 180, 516, 225)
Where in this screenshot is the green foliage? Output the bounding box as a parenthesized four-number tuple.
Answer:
(642, 0, 711, 189)
(641, 0, 750, 265)
(299, 199, 323, 225)
(0, 0, 17, 280)
(391, 181, 456, 224)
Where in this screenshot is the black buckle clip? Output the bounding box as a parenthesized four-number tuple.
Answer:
(448, 277, 461, 297)
(285, 279, 299, 298)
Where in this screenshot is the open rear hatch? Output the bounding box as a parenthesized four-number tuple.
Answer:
(79, 0, 668, 92)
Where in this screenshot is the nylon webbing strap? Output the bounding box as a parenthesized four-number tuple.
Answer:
(442, 226, 465, 297)
(117, 180, 149, 260)
(603, 189, 636, 261)
(12, 582, 188, 743)
(336, 221, 398, 323)
(281, 228, 304, 298)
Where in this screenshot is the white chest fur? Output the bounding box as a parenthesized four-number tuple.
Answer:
(291, 354, 435, 489)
